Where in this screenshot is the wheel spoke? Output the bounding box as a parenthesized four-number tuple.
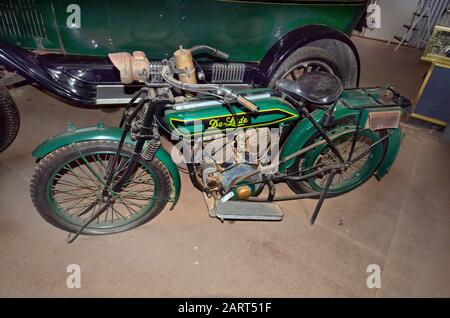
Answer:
(290, 70, 297, 80)
(117, 199, 139, 216)
(118, 198, 146, 210)
(103, 204, 110, 223)
(282, 61, 334, 82)
(59, 193, 93, 207)
(74, 159, 105, 186)
(50, 150, 160, 228)
(63, 166, 96, 189)
(68, 201, 97, 217)
(54, 192, 96, 203)
(111, 156, 131, 180)
(91, 154, 107, 180)
(53, 181, 96, 191)
(308, 136, 373, 188)
(53, 187, 95, 195)
(110, 204, 127, 220)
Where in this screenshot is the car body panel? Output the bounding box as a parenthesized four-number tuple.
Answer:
(0, 0, 368, 61)
(0, 1, 367, 105)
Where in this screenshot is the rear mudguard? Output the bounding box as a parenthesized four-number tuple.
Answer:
(375, 127, 402, 180)
(279, 105, 403, 180)
(31, 122, 181, 209)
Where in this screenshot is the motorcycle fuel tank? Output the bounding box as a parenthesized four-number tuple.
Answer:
(165, 94, 300, 137)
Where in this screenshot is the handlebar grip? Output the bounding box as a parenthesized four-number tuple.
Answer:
(237, 95, 259, 113)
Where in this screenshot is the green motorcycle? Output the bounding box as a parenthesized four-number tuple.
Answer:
(29, 46, 410, 243)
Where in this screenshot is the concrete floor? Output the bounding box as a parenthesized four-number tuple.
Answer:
(0, 37, 449, 297)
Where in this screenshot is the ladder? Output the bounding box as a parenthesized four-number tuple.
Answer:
(388, 0, 434, 51)
(438, 7, 450, 26)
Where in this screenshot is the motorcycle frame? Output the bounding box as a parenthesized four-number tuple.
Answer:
(110, 87, 406, 207)
(50, 85, 409, 243)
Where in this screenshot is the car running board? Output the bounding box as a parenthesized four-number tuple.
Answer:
(203, 193, 283, 222)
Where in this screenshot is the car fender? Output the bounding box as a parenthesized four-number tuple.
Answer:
(255, 25, 361, 87)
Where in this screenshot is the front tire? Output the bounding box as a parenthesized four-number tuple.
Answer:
(30, 141, 171, 235)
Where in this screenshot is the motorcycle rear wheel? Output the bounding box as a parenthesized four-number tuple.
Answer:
(30, 140, 171, 235)
(287, 123, 385, 197)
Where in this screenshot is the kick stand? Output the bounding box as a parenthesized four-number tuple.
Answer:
(267, 178, 276, 202)
(310, 169, 338, 225)
(66, 199, 112, 244)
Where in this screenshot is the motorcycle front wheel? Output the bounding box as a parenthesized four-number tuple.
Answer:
(30, 140, 171, 235)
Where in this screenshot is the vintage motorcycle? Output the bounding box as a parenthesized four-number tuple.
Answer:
(29, 46, 410, 243)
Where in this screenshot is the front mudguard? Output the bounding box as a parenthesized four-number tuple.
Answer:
(32, 122, 181, 209)
(279, 106, 403, 180)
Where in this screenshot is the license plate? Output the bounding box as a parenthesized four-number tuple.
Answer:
(368, 110, 401, 131)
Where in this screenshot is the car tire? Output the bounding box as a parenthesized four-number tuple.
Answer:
(268, 44, 358, 88)
(0, 85, 20, 153)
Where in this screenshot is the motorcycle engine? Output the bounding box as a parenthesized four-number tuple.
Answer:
(200, 128, 271, 199)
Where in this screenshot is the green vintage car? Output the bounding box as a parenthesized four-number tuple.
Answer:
(0, 0, 370, 152)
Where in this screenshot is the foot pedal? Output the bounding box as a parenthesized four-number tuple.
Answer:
(215, 200, 283, 221)
(203, 193, 217, 218)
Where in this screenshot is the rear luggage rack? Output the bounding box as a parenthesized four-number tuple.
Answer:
(336, 86, 411, 132)
(337, 86, 411, 110)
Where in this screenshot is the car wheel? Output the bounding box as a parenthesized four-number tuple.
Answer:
(0, 85, 20, 153)
(269, 45, 357, 88)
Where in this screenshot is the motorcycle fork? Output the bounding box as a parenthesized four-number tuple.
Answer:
(67, 92, 161, 243)
(110, 99, 163, 194)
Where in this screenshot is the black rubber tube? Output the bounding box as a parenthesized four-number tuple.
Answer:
(188, 45, 229, 60)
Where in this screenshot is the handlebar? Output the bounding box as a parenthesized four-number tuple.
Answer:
(160, 65, 259, 113)
(236, 95, 259, 113)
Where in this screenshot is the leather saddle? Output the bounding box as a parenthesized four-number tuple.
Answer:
(276, 71, 344, 105)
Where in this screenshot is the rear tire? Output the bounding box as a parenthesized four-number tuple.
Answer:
(286, 116, 385, 197)
(0, 85, 20, 153)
